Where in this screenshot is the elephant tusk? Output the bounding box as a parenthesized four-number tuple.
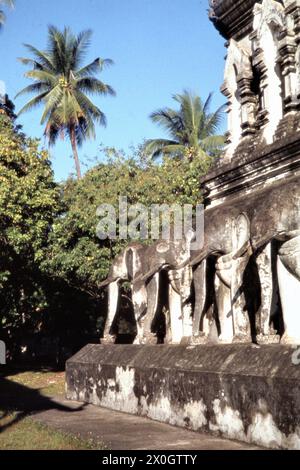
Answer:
(138, 265, 163, 283)
(190, 251, 208, 267)
(135, 258, 192, 285)
(98, 276, 118, 289)
(232, 240, 253, 260)
(171, 258, 191, 270)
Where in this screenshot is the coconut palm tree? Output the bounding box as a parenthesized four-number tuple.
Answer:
(144, 90, 225, 161)
(0, 0, 14, 28)
(16, 26, 115, 179)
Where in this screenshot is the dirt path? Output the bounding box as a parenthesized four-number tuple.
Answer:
(32, 396, 261, 450)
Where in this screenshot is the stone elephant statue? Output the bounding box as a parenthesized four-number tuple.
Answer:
(248, 178, 300, 344)
(191, 177, 300, 345)
(99, 241, 146, 343)
(190, 208, 253, 344)
(139, 238, 194, 344)
(99, 230, 195, 344)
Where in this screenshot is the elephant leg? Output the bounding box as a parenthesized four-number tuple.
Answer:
(182, 267, 193, 339)
(169, 267, 193, 341)
(231, 256, 252, 343)
(143, 273, 160, 344)
(169, 283, 184, 344)
(102, 280, 119, 343)
(131, 282, 147, 344)
(256, 243, 280, 343)
(193, 260, 209, 338)
(215, 257, 234, 343)
(182, 303, 193, 339)
(257, 244, 272, 336)
(278, 236, 300, 344)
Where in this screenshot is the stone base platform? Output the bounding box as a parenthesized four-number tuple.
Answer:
(65, 344, 300, 450)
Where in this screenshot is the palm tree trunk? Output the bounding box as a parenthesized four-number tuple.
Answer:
(70, 126, 82, 179)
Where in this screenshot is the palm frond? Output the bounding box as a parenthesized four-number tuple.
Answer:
(76, 58, 114, 78)
(24, 69, 57, 87)
(144, 138, 180, 159)
(17, 92, 48, 116)
(40, 86, 64, 124)
(76, 77, 115, 96)
(202, 103, 226, 137)
(18, 57, 44, 70)
(147, 90, 225, 161)
(22, 44, 54, 71)
(201, 135, 225, 151)
(1, 0, 14, 7)
(202, 92, 213, 115)
(70, 29, 92, 70)
(16, 25, 115, 178)
(74, 90, 107, 126)
(15, 82, 49, 99)
(0, 0, 14, 26)
(47, 25, 68, 73)
(150, 108, 183, 140)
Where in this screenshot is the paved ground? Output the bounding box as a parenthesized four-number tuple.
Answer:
(31, 397, 261, 450)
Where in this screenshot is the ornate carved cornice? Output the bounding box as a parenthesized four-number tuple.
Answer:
(201, 132, 300, 207)
(209, 0, 284, 40)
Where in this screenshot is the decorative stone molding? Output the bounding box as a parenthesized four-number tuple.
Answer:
(218, 0, 300, 158)
(249, 0, 285, 143)
(209, 0, 261, 40)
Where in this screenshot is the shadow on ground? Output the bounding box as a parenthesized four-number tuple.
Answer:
(0, 366, 84, 434)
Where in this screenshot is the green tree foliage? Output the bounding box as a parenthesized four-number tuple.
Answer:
(144, 90, 225, 160)
(0, 93, 17, 121)
(43, 145, 212, 298)
(0, 0, 14, 28)
(0, 111, 61, 352)
(16, 26, 115, 179)
(0, 101, 213, 357)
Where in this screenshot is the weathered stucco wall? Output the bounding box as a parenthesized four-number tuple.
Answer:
(66, 344, 300, 449)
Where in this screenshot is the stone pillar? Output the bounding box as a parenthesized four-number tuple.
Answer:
(278, 32, 298, 113)
(220, 83, 233, 158)
(289, 1, 300, 106)
(237, 74, 257, 138)
(252, 48, 269, 133)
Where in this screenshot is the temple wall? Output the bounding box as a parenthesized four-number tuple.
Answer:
(66, 344, 300, 450)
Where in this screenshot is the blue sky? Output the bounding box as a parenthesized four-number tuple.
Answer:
(0, 0, 226, 181)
